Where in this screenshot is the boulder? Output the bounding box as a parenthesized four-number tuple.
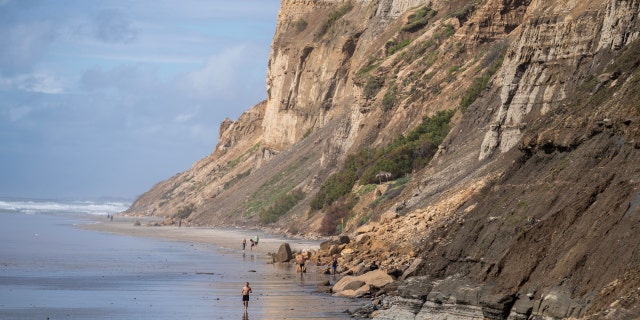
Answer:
(399, 257, 424, 280)
(355, 233, 370, 245)
(332, 269, 394, 295)
(273, 243, 293, 263)
(360, 269, 395, 288)
(397, 276, 432, 300)
(316, 280, 332, 293)
(338, 235, 350, 244)
(328, 244, 341, 256)
(380, 210, 398, 223)
(355, 223, 377, 235)
(319, 239, 337, 251)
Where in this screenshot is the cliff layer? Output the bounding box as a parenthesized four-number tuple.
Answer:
(127, 0, 640, 318)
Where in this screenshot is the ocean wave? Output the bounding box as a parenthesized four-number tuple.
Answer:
(0, 199, 130, 215)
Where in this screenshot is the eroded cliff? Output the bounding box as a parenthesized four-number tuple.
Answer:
(127, 0, 640, 318)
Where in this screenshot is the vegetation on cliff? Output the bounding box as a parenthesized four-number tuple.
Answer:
(311, 109, 455, 234)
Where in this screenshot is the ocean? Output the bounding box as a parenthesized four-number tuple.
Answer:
(0, 199, 364, 319)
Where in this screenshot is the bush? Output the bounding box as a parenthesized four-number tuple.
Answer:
(370, 177, 409, 209)
(357, 57, 379, 76)
(363, 76, 384, 99)
(402, 6, 437, 32)
(319, 198, 352, 235)
(259, 189, 305, 224)
(450, 0, 480, 21)
(316, 2, 353, 39)
(174, 203, 195, 219)
(382, 84, 398, 111)
(387, 39, 411, 55)
(310, 150, 369, 210)
(311, 110, 455, 210)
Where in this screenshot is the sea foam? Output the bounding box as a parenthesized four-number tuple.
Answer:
(0, 198, 130, 215)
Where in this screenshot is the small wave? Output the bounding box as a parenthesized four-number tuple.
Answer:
(0, 199, 130, 215)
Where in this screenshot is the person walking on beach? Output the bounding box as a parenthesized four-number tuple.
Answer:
(242, 238, 246, 252)
(249, 238, 255, 251)
(241, 282, 252, 312)
(331, 256, 338, 275)
(296, 253, 306, 273)
(254, 235, 259, 247)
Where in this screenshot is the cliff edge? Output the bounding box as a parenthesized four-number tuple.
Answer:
(127, 0, 640, 318)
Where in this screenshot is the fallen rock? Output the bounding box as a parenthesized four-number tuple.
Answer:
(333, 269, 394, 296)
(272, 243, 293, 263)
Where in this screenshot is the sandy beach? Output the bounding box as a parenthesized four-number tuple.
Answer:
(78, 215, 366, 319)
(80, 216, 323, 255)
(1, 212, 365, 319)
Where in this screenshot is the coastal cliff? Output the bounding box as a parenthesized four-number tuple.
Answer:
(127, 0, 640, 318)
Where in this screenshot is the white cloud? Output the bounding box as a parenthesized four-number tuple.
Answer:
(181, 45, 250, 99)
(16, 73, 65, 94)
(0, 72, 65, 94)
(175, 112, 195, 123)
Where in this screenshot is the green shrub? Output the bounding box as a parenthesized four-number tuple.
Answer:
(382, 84, 398, 111)
(364, 76, 384, 99)
(311, 110, 455, 210)
(310, 150, 369, 210)
(443, 24, 455, 38)
(403, 39, 436, 64)
(357, 62, 379, 76)
(174, 203, 195, 219)
(356, 184, 377, 197)
(370, 177, 409, 209)
(387, 39, 412, 55)
(402, 6, 437, 32)
(316, 2, 353, 39)
(450, 0, 480, 21)
(259, 189, 305, 224)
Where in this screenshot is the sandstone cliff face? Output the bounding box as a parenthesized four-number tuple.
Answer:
(127, 0, 640, 317)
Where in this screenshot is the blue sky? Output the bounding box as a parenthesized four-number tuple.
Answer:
(0, 0, 280, 200)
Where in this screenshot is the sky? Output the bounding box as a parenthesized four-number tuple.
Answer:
(0, 0, 280, 201)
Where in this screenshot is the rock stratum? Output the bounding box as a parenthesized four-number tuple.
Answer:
(127, 0, 640, 318)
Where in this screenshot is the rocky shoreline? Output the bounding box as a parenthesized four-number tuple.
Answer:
(305, 232, 598, 320)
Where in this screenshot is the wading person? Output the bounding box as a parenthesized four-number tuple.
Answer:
(241, 282, 252, 312)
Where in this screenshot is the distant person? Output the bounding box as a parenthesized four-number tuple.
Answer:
(242, 238, 247, 252)
(250, 238, 255, 251)
(331, 256, 338, 275)
(254, 235, 259, 246)
(296, 254, 306, 273)
(369, 261, 378, 271)
(241, 282, 253, 312)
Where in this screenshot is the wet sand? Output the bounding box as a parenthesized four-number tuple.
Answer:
(0, 212, 365, 320)
(79, 216, 365, 319)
